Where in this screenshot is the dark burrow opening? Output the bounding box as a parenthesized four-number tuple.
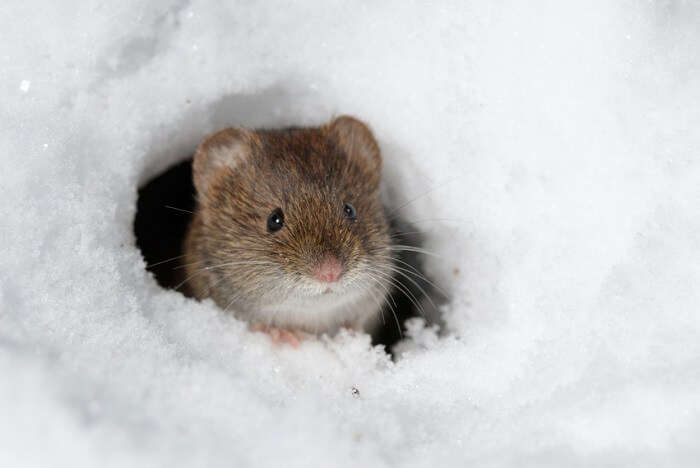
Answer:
(134, 155, 445, 353)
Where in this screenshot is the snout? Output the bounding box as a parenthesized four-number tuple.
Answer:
(312, 254, 343, 283)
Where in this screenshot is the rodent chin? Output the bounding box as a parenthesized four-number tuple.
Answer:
(252, 284, 381, 332)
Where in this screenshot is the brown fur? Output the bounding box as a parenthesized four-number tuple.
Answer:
(183, 116, 393, 333)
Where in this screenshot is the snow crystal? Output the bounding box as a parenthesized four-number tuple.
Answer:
(2, 1, 700, 467)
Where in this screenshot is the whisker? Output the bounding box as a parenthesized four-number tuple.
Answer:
(384, 244, 444, 259)
(180, 260, 275, 272)
(173, 258, 208, 270)
(174, 261, 275, 291)
(176, 246, 278, 260)
(204, 269, 242, 298)
(379, 265, 440, 314)
(395, 217, 470, 228)
(165, 205, 194, 214)
(389, 230, 424, 240)
(344, 275, 386, 327)
(385, 176, 460, 219)
(363, 266, 428, 321)
(373, 255, 450, 299)
(362, 278, 389, 329)
(359, 263, 397, 309)
(362, 271, 398, 318)
(146, 254, 188, 268)
(359, 274, 402, 337)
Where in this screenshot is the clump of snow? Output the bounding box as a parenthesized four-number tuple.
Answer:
(2, 1, 700, 466)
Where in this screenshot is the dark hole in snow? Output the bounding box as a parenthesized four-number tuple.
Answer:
(134, 155, 446, 353)
(134, 157, 196, 290)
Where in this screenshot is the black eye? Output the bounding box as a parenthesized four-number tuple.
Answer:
(343, 203, 357, 220)
(267, 208, 284, 233)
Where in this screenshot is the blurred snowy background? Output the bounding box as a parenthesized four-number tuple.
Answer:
(2, 1, 700, 466)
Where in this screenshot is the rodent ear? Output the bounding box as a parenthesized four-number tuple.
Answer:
(192, 127, 253, 196)
(328, 116, 382, 171)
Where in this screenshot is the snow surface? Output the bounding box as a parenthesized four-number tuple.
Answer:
(3, 1, 700, 466)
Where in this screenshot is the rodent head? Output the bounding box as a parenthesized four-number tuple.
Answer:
(189, 116, 393, 327)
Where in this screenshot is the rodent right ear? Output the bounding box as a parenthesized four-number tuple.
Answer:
(328, 116, 382, 172)
(192, 127, 254, 196)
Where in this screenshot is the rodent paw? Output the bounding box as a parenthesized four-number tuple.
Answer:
(251, 324, 310, 348)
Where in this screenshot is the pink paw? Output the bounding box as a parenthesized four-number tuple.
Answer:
(251, 324, 308, 347)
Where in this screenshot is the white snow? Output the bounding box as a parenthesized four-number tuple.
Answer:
(2, 1, 700, 466)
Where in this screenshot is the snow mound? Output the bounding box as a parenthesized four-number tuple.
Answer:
(2, 1, 700, 466)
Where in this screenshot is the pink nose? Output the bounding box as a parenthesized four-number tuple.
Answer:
(313, 255, 343, 283)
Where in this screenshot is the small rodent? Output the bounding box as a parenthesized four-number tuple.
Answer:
(183, 116, 394, 343)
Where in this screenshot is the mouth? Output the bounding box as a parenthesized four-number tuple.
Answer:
(295, 279, 345, 297)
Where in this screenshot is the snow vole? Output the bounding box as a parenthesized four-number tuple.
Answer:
(183, 116, 394, 345)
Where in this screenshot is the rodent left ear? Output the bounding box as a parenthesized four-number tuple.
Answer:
(328, 116, 382, 171)
(192, 127, 255, 196)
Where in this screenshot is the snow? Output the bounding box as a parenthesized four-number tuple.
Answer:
(2, 1, 700, 466)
